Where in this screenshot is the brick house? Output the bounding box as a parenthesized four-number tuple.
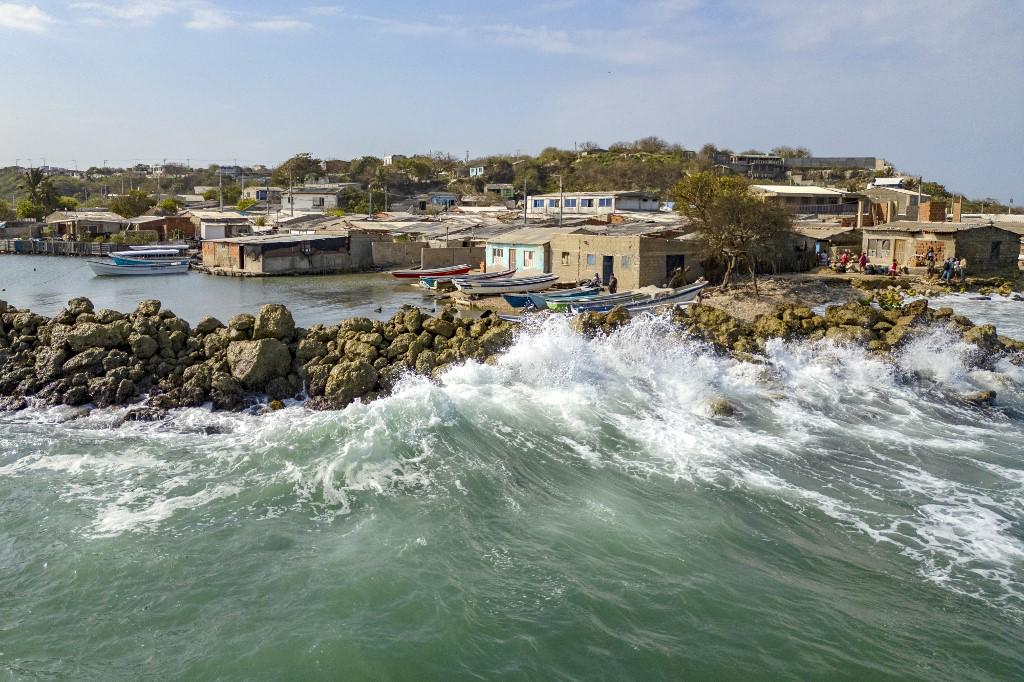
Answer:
(861, 222, 1020, 272)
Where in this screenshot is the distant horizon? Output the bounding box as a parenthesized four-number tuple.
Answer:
(1, 1, 1021, 202)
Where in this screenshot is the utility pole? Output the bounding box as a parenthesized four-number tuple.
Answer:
(289, 173, 294, 217)
(219, 170, 223, 210)
(558, 174, 564, 227)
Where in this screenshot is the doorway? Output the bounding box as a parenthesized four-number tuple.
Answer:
(665, 254, 686, 280)
(509, 248, 517, 270)
(602, 255, 614, 284)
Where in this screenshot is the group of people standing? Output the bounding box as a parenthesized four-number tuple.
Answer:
(587, 272, 618, 294)
(924, 247, 967, 284)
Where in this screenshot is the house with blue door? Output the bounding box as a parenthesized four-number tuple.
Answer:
(526, 191, 660, 216)
(483, 226, 584, 274)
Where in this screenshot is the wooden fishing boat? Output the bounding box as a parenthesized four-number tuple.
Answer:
(503, 285, 599, 309)
(570, 281, 708, 313)
(87, 260, 191, 277)
(390, 264, 472, 279)
(454, 273, 559, 296)
(419, 267, 516, 289)
(544, 291, 646, 312)
(110, 248, 191, 265)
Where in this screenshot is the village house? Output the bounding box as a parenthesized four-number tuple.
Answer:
(483, 226, 585, 275)
(184, 210, 251, 240)
(127, 215, 197, 241)
(45, 210, 126, 239)
(526, 191, 660, 217)
(281, 187, 349, 212)
(241, 186, 284, 204)
(861, 222, 1020, 273)
(863, 186, 931, 219)
(549, 226, 700, 288)
(749, 185, 861, 215)
(484, 183, 515, 200)
(201, 233, 375, 276)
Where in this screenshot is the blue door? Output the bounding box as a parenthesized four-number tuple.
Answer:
(602, 255, 614, 284)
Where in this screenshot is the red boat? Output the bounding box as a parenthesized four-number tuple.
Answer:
(390, 263, 472, 279)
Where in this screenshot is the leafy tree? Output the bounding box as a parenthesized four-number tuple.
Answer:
(57, 196, 79, 210)
(222, 184, 242, 205)
(16, 199, 46, 221)
(271, 153, 324, 187)
(337, 186, 385, 214)
(672, 172, 790, 292)
(770, 146, 812, 158)
(0, 199, 15, 221)
(158, 197, 181, 213)
(108, 190, 156, 218)
(19, 168, 59, 211)
(920, 181, 951, 198)
(236, 198, 258, 211)
(202, 189, 220, 201)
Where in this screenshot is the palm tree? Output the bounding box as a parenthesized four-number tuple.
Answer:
(19, 168, 58, 211)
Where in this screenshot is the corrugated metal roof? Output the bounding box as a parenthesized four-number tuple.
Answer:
(209, 234, 348, 245)
(863, 221, 1017, 234)
(485, 226, 584, 245)
(751, 185, 845, 196)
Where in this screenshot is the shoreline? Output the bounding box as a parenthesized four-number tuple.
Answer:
(1, 275, 1022, 418)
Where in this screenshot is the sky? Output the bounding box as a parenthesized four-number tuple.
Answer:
(0, 0, 1021, 201)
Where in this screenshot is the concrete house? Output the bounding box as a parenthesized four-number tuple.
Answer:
(127, 215, 196, 241)
(549, 228, 701, 288)
(863, 186, 931, 219)
(242, 186, 284, 204)
(185, 210, 251, 240)
(201, 233, 375, 276)
(749, 185, 860, 215)
(281, 187, 346, 212)
(45, 211, 126, 239)
(861, 222, 1020, 273)
(483, 227, 584, 275)
(526, 191, 659, 216)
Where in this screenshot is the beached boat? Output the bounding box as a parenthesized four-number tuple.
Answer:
(544, 291, 647, 312)
(419, 267, 516, 289)
(454, 273, 559, 296)
(110, 248, 192, 265)
(503, 285, 599, 309)
(569, 280, 708, 313)
(87, 260, 191, 277)
(390, 264, 472, 279)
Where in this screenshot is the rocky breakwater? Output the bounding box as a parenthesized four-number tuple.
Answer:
(572, 298, 1024, 364)
(0, 297, 515, 414)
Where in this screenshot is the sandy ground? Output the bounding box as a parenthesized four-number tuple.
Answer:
(699, 275, 865, 321)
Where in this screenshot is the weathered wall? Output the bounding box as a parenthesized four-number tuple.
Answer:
(421, 246, 485, 269)
(950, 227, 1020, 272)
(549, 234, 702, 289)
(371, 241, 427, 267)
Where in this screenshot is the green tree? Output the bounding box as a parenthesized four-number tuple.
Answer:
(56, 196, 79, 210)
(920, 181, 951, 198)
(16, 199, 46, 221)
(19, 168, 59, 211)
(0, 198, 15, 221)
(770, 146, 812, 158)
(202, 189, 220, 201)
(271, 153, 324, 187)
(108, 190, 156, 218)
(672, 172, 790, 291)
(222, 184, 242, 205)
(236, 198, 258, 211)
(158, 197, 182, 213)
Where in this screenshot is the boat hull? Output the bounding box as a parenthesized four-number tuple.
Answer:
(455, 274, 559, 296)
(391, 264, 472, 279)
(504, 286, 598, 309)
(420, 267, 516, 288)
(571, 281, 708, 313)
(87, 260, 191, 276)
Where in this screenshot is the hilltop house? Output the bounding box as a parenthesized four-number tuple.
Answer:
(749, 185, 861, 215)
(526, 191, 659, 216)
(863, 186, 931, 220)
(242, 186, 284, 204)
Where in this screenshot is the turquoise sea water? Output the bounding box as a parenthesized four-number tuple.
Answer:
(2, 262, 1024, 678)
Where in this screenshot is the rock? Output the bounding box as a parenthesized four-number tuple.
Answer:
(900, 299, 929, 320)
(884, 324, 915, 347)
(63, 385, 90, 406)
(195, 316, 225, 335)
(824, 302, 879, 329)
(963, 325, 999, 352)
(136, 299, 161, 316)
(825, 326, 876, 345)
(415, 350, 437, 374)
(932, 307, 955, 319)
(604, 305, 630, 330)
(66, 297, 94, 316)
(962, 390, 996, 406)
(340, 318, 374, 334)
(477, 324, 514, 356)
(209, 372, 244, 410)
(203, 329, 231, 357)
(423, 316, 456, 338)
(229, 313, 255, 332)
(226, 338, 291, 389)
(268, 399, 285, 411)
(67, 323, 121, 353)
(344, 340, 378, 361)
(62, 348, 107, 375)
(296, 339, 327, 362)
(253, 304, 296, 342)
(403, 309, 423, 334)
(129, 333, 159, 359)
(752, 314, 791, 340)
(265, 377, 293, 401)
(34, 346, 68, 381)
(94, 309, 124, 324)
(324, 360, 378, 407)
(704, 397, 737, 417)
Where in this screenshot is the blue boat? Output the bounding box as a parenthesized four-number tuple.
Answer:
(503, 285, 599, 309)
(569, 280, 708, 313)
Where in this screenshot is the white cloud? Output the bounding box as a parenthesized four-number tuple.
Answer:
(0, 2, 54, 31)
(185, 6, 232, 30)
(304, 5, 344, 16)
(252, 18, 311, 31)
(70, 0, 180, 24)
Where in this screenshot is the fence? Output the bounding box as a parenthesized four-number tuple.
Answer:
(0, 240, 117, 257)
